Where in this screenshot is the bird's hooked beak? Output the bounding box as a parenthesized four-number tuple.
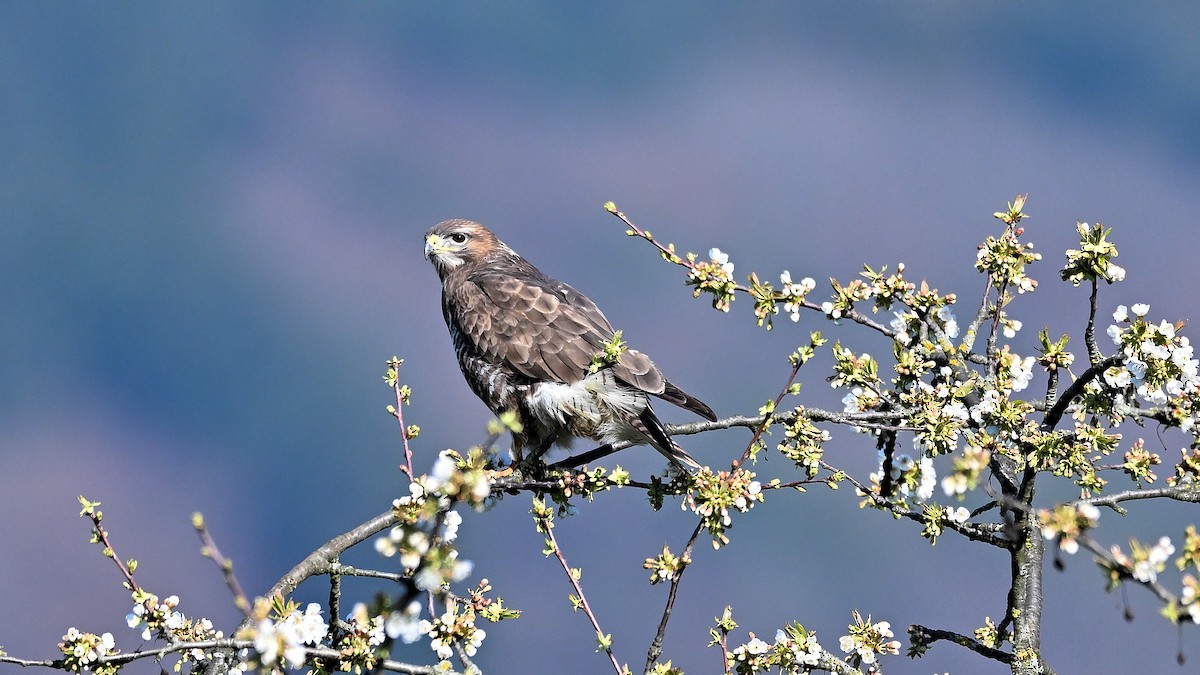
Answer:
(424, 233, 444, 261)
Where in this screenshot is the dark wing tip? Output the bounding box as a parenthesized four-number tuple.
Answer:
(660, 381, 717, 421)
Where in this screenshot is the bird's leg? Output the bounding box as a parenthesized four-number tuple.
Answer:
(527, 434, 558, 463)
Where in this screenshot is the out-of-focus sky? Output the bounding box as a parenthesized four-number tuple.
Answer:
(3, 3, 1199, 673)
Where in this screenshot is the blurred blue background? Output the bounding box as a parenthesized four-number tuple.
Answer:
(3, 3, 1200, 673)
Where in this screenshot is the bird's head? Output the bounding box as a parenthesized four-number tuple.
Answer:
(424, 219, 514, 278)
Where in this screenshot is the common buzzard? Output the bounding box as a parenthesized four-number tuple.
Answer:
(424, 219, 716, 469)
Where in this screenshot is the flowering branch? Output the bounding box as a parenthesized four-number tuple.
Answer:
(532, 499, 625, 674)
(644, 522, 703, 672)
(546, 408, 905, 472)
(604, 202, 893, 336)
(828, 462, 1010, 548)
(386, 357, 418, 478)
(0, 636, 454, 675)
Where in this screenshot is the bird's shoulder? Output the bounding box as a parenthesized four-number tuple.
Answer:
(448, 258, 613, 333)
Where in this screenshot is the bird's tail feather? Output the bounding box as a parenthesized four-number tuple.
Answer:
(636, 407, 703, 471)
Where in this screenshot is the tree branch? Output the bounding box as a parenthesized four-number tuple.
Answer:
(644, 522, 704, 672)
(827, 462, 1011, 548)
(193, 513, 250, 616)
(547, 409, 905, 471)
(910, 624, 1012, 664)
(1040, 355, 1123, 431)
(0, 639, 455, 675)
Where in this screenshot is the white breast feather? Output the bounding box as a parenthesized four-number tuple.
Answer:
(527, 371, 650, 446)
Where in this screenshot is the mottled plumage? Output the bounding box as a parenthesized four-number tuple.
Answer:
(424, 219, 716, 468)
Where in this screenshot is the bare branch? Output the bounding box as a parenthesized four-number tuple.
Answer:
(193, 512, 250, 616)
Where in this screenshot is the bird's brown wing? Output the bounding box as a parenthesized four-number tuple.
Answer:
(446, 264, 668, 394)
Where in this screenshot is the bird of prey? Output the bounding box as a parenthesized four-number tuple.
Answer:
(423, 219, 716, 469)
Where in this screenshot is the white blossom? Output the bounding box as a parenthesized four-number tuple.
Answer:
(386, 601, 425, 644)
(709, 248, 734, 275)
(937, 306, 960, 338)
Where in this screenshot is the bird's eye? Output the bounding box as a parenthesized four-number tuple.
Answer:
(449, 232, 468, 244)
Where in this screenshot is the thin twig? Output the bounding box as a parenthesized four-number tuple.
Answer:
(644, 522, 704, 672)
(390, 358, 416, 478)
(826, 461, 1010, 548)
(733, 361, 803, 469)
(962, 273, 996, 354)
(80, 503, 141, 594)
(1075, 536, 1191, 620)
(327, 562, 408, 583)
(1075, 484, 1200, 511)
(193, 512, 250, 616)
(608, 205, 893, 336)
(538, 515, 624, 675)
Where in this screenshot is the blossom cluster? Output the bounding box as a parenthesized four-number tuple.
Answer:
(829, 343, 879, 389)
(376, 451, 480, 592)
(334, 603, 387, 674)
(727, 628, 824, 674)
(687, 247, 738, 312)
(125, 591, 222, 665)
(377, 482, 470, 586)
(778, 270, 817, 322)
(1103, 536, 1176, 587)
(58, 628, 118, 675)
(821, 277, 872, 321)
(643, 544, 688, 585)
(890, 304, 960, 349)
(974, 219, 1040, 293)
(941, 444, 989, 498)
(425, 448, 494, 510)
(776, 406, 829, 478)
(419, 600, 487, 666)
(865, 448, 936, 507)
(900, 378, 970, 457)
(1061, 221, 1124, 286)
(838, 610, 901, 667)
(1122, 438, 1161, 484)
(919, 503, 970, 545)
(684, 467, 763, 549)
(234, 602, 328, 672)
(548, 464, 630, 510)
(1038, 502, 1101, 555)
(1105, 304, 1199, 410)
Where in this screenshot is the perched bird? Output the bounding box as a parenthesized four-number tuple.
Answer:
(423, 219, 716, 469)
